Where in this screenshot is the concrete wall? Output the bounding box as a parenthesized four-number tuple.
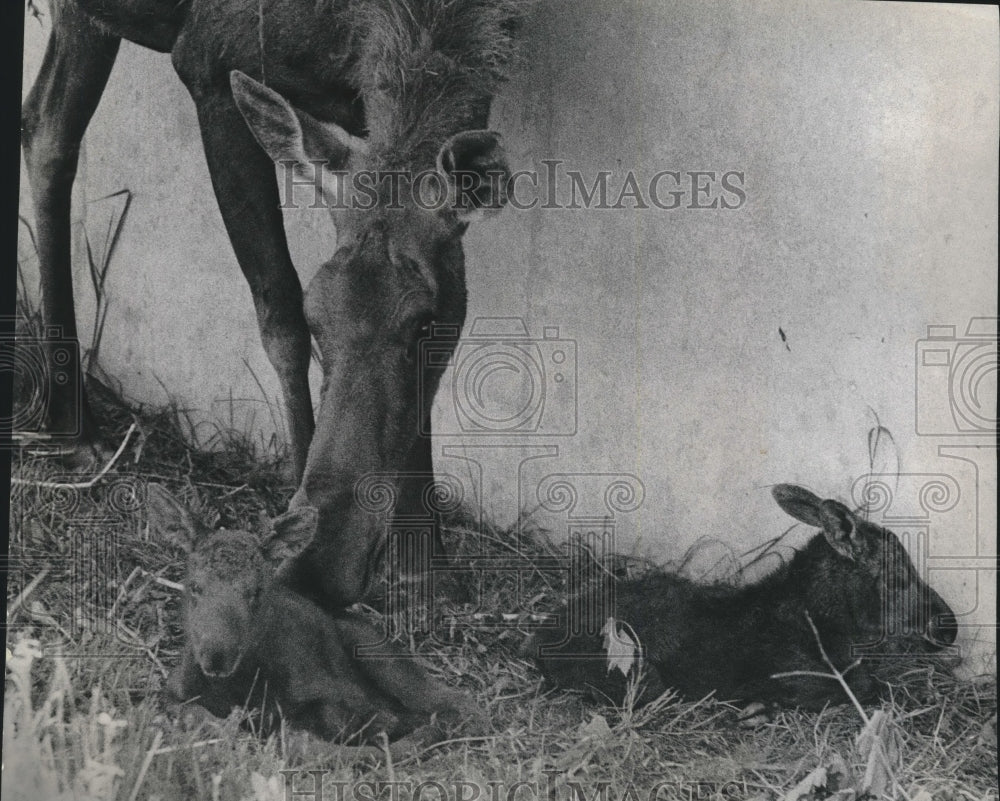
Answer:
(19, 1, 997, 671)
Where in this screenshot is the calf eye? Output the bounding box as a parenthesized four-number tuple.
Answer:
(405, 315, 435, 362)
(394, 253, 424, 278)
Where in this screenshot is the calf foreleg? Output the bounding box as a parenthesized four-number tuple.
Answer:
(340, 616, 486, 732)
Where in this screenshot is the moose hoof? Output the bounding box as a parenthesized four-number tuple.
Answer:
(277, 458, 301, 487)
(737, 701, 773, 728)
(22, 438, 116, 473)
(165, 700, 219, 731)
(282, 731, 386, 765)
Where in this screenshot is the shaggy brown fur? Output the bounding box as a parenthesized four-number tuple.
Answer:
(347, 0, 531, 167)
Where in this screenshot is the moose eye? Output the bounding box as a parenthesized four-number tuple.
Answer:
(404, 315, 435, 361)
(394, 253, 424, 278)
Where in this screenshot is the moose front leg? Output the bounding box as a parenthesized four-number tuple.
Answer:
(395, 433, 447, 558)
(394, 350, 462, 560)
(183, 88, 314, 481)
(165, 643, 203, 703)
(21, 5, 121, 466)
(164, 644, 230, 727)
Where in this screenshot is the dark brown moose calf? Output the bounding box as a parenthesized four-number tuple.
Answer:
(148, 485, 479, 754)
(526, 484, 958, 710)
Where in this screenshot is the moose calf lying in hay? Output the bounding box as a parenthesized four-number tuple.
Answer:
(148, 485, 480, 756)
(526, 484, 958, 711)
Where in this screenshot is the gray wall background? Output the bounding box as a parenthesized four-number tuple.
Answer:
(19, 0, 998, 671)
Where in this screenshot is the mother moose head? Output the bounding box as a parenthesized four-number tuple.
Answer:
(230, 34, 513, 608)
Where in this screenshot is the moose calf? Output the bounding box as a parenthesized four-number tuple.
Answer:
(148, 485, 479, 753)
(526, 484, 958, 710)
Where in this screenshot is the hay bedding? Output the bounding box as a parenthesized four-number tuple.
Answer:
(4, 339, 996, 799)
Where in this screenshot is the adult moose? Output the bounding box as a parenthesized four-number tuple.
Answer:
(23, 0, 527, 606)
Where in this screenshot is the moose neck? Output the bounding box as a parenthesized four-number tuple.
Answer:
(718, 541, 827, 615)
(282, 0, 525, 610)
(732, 535, 864, 635)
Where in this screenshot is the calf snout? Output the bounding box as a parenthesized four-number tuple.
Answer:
(929, 609, 958, 647)
(186, 595, 254, 677)
(196, 643, 243, 678)
(925, 586, 958, 647)
(189, 613, 249, 678)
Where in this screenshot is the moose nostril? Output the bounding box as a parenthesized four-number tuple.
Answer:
(201, 648, 236, 677)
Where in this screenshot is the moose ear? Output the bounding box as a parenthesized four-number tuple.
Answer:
(230, 71, 366, 191)
(773, 484, 860, 560)
(436, 130, 510, 223)
(816, 499, 860, 561)
(146, 484, 203, 552)
(262, 506, 318, 564)
(772, 484, 826, 528)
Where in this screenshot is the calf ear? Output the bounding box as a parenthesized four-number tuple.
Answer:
(772, 484, 826, 528)
(230, 71, 366, 200)
(146, 484, 202, 552)
(773, 485, 861, 560)
(816, 499, 862, 561)
(436, 130, 510, 223)
(263, 507, 318, 564)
